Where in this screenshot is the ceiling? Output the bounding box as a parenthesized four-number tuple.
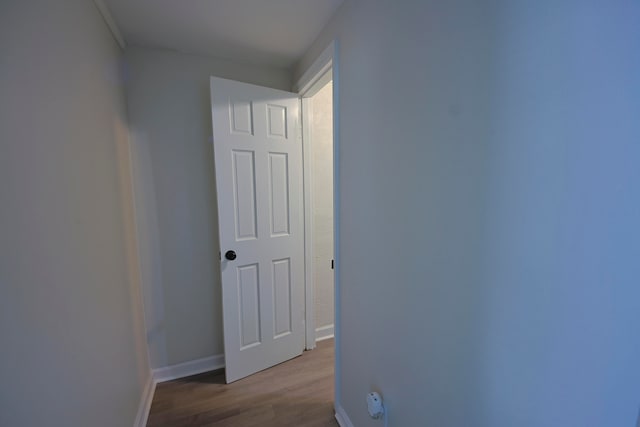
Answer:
(103, 0, 343, 68)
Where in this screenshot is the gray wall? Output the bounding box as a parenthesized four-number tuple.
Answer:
(0, 1, 150, 426)
(295, 0, 640, 426)
(124, 46, 292, 368)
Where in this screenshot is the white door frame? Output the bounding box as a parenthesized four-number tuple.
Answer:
(295, 40, 341, 411)
(295, 41, 338, 351)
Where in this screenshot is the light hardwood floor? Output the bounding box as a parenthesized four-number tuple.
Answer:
(147, 339, 337, 427)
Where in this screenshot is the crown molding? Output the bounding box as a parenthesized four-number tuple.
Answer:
(93, 0, 126, 49)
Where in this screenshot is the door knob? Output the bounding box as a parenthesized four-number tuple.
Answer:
(225, 250, 237, 261)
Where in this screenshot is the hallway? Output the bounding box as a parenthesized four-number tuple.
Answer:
(147, 339, 336, 426)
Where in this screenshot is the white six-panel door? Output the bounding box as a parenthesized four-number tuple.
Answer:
(210, 76, 304, 383)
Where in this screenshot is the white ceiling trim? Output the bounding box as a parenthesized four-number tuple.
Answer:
(295, 41, 335, 95)
(93, 0, 126, 49)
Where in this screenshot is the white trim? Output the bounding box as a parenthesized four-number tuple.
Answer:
(153, 354, 225, 383)
(297, 38, 342, 416)
(302, 96, 316, 351)
(315, 324, 335, 342)
(134, 375, 155, 427)
(335, 404, 355, 427)
(298, 40, 337, 354)
(331, 39, 342, 411)
(295, 42, 336, 94)
(93, 0, 126, 49)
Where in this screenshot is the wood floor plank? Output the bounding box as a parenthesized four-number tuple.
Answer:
(147, 339, 337, 427)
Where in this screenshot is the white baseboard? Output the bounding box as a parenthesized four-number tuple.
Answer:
(335, 404, 355, 427)
(315, 324, 335, 342)
(153, 354, 225, 383)
(134, 374, 156, 427)
(134, 355, 225, 426)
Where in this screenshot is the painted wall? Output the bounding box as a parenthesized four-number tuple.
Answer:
(311, 82, 335, 335)
(0, 1, 150, 426)
(124, 46, 292, 368)
(295, 0, 640, 426)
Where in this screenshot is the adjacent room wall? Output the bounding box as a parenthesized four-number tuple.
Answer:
(124, 46, 292, 368)
(0, 1, 150, 426)
(310, 81, 335, 338)
(295, 0, 640, 426)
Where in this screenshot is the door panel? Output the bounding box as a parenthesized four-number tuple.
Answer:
(269, 153, 290, 236)
(210, 76, 304, 383)
(238, 263, 261, 349)
(272, 258, 292, 338)
(232, 150, 258, 240)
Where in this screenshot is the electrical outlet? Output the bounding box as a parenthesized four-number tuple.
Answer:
(367, 392, 384, 419)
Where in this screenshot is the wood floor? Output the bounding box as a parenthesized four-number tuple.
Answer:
(147, 339, 337, 427)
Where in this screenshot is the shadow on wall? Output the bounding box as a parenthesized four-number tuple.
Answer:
(113, 114, 151, 386)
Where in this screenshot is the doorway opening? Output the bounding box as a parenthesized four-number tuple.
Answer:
(303, 76, 335, 349)
(297, 41, 340, 421)
(208, 39, 339, 388)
